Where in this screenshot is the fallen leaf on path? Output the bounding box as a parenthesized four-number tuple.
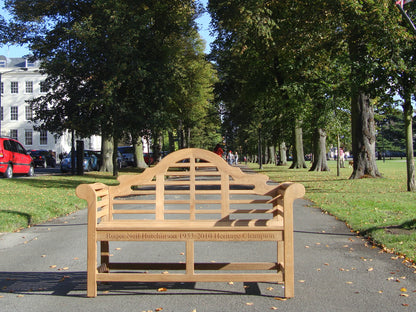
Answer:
(267, 287, 274, 291)
(155, 308, 163, 311)
(49, 265, 57, 269)
(367, 268, 374, 272)
(401, 287, 407, 292)
(246, 302, 254, 306)
(274, 298, 287, 301)
(157, 288, 167, 292)
(271, 307, 278, 310)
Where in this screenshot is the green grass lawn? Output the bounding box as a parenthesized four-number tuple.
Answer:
(248, 159, 416, 262)
(0, 172, 119, 233)
(1, 161, 415, 263)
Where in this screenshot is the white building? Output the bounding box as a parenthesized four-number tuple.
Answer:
(0, 55, 101, 156)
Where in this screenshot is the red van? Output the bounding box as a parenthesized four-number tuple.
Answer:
(0, 137, 34, 178)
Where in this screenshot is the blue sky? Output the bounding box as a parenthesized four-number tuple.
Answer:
(0, 0, 214, 57)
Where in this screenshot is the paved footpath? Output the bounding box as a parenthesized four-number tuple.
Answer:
(1, 188, 416, 311)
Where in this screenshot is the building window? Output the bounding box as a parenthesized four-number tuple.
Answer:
(25, 129, 33, 145)
(0, 107, 3, 121)
(26, 81, 33, 93)
(40, 130, 48, 145)
(25, 59, 36, 68)
(11, 81, 18, 94)
(0, 60, 6, 67)
(11, 106, 18, 120)
(25, 106, 33, 120)
(40, 81, 48, 93)
(1, 82, 3, 94)
(10, 129, 18, 141)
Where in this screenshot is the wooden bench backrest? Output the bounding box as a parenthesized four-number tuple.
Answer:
(80, 148, 291, 224)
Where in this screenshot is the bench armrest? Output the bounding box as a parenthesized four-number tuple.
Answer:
(76, 183, 111, 225)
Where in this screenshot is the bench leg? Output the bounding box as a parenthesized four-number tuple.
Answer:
(186, 240, 195, 276)
(283, 243, 294, 298)
(87, 237, 98, 297)
(278, 240, 294, 298)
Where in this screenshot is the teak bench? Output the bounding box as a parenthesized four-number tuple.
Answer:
(76, 148, 305, 298)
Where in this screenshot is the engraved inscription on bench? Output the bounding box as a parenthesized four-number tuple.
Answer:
(99, 231, 282, 241)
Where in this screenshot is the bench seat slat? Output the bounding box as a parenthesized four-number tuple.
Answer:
(97, 219, 283, 230)
(111, 209, 275, 215)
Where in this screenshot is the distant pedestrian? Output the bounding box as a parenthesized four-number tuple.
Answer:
(340, 148, 345, 168)
(227, 150, 234, 165)
(234, 152, 239, 165)
(213, 144, 224, 158)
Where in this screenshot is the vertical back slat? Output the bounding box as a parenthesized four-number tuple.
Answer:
(221, 172, 230, 219)
(190, 156, 196, 220)
(156, 174, 165, 220)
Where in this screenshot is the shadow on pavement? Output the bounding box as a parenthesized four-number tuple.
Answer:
(0, 272, 276, 297)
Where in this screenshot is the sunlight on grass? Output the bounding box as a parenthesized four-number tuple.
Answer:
(249, 160, 416, 261)
(0, 173, 119, 233)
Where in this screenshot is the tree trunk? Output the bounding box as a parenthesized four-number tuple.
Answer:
(133, 136, 147, 169)
(264, 145, 269, 164)
(278, 142, 287, 166)
(269, 145, 276, 164)
(309, 128, 329, 171)
(100, 134, 113, 173)
(152, 131, 162, 163)
(349, 92, 381, 179)
(178, 121, 184, 149)
(258, 128, 263, 169)
(168, 131, 175, 153)
(289, 121, 307, 169)
(403, 94, 415, 191)
(187, 127, 191, 148)
(112, 136, 119, 177)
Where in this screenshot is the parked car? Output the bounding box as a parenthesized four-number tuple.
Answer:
(116, 151, 127, 168)
(0, 137, 34, 178)
(60, 150, 100, 173)
(29, 150, 57, 168)
(118, 146, 134, 166)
